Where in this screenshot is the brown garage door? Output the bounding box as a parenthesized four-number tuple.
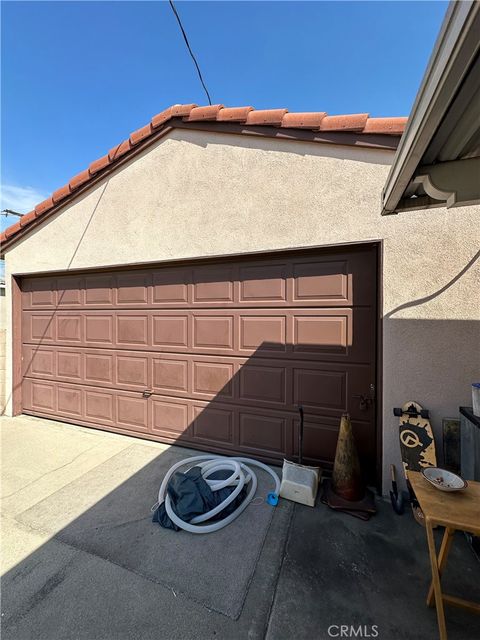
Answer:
(20, 245, 378, 478)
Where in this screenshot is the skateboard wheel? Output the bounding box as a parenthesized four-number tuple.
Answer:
(420, 409, 429, 419)
(393, 408, 402, 417)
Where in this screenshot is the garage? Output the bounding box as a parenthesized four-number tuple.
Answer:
(19, 243, 378, 477)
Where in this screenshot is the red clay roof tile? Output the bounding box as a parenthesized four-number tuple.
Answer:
(151, 107, 174, 128)
(89, 154, 111, 175)
(4, 221, 22, 239)
(184, 105, 225, 121)
(319, 113, 369, 132)
(246, 109, 288, 126)
(130, 124, 153, 146)
(69, 169, 91, 190)
(170, 103, 197, 117)
(363, 117, 408, 135)
(216, 106, 254, 122)
(34, 197, 54, 216)
(1, 103, 407, 250)
(52, 184, 72, 203)
(282, 112, 327, 129)
(108, 139, 131, 162)
(19, 210, 36, 228)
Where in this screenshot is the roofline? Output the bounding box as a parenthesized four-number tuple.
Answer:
(1, 104, 406, 253)
(381, 0, 480, 215)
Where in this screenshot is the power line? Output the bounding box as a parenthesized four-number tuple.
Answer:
(168, 0, 212, 105)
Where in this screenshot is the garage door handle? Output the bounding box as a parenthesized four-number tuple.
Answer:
(142, 389, 153, 398)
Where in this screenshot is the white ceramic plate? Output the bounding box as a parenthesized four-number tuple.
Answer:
(421, 467, 468, 492)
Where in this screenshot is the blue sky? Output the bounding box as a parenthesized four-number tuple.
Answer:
(1, 0, 448, 232)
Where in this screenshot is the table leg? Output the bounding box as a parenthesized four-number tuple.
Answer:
(427, 527, 455, 607)
(426, 519, 448, 640)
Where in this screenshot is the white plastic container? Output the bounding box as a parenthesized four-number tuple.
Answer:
(279, 460, 321, 507)
(472, 383, 480, 417)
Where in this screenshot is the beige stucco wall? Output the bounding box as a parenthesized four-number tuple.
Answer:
(0, 291, 5, 414)
(3, 129, 479, 491)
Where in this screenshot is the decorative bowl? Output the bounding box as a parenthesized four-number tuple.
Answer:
(421, 467, 468, 492)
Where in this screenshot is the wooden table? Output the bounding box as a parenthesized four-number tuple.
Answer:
(408, 471, 480, 640)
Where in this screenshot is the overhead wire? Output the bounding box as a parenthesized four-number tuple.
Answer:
(168, 0, 212, 105)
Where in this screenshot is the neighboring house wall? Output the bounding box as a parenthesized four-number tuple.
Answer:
(0, 288, 5, 414)
(3, 129, 479, 490)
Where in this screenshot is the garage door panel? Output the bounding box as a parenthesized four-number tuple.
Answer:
(239, 315, 287, 353)
(84, 274, 115, 305)
(21, 245, 377, 477)
(239, 263, 287, 303)
(293, 260, 349, 303)
(152, 357, 189, 394)
(85, 314, 114, 345)
(193, 266, 235, 303)
(23, 277, 57, 308)
(293, 368, 346, 412)
(152, 314, 189, 349)
(57, 314, 82, 343)
(116, 272, 151, 305)
(152, 268, 191, 305)
(85, 352, 114, 385)
(192, 360, 234, 398)
(85, 389, 115, 424)
(116, 313, 149, 347)
(193, 315, 234, 350)
(117, 395, 149, 433)
(238, 412, 287, 455)
(23, 312, 56, 343)
(22, 345, 55, 378)
(151, 398, 190, 438)
(116, 354, 149, 389)
(192, 404, 234, 445)
(57, 385, 83, 418)
(57, 276, 84, 306)
(238, 364, 286, 406)
(57, 350, 82, 382)
(23, 378, 56, 413)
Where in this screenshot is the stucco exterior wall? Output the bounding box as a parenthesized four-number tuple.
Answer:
(3, 129, 479, 490)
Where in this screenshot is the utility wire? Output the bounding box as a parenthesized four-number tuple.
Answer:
(168, 0, 212, 105)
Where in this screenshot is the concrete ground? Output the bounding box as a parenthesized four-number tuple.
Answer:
(1, 416, 479, 640)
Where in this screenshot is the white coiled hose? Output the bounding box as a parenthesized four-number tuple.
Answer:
(158, 455, 281, 534)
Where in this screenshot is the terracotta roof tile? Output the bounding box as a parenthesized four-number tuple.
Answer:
(34, 197, 54, 216)
(363, 117, 408, 135)
(170, 103, 197, 117)
(108, 139, 131, 162)
(216, 106, 254, 122)
(130, 123, 153, 146)
(246, 109, 288, 126)
(282, 112, 327, 129)
(4, 221, 22, 239)
(151, 107, 174, 128)
(319, 113, 369, 132)
(69, 169, 91, 191)
(1, 103, 407, 250)
(184, 105, 225, 121)
(52, 184, 72, 203)
(19, 210, 36, 228)
(89, 154, 111, 175)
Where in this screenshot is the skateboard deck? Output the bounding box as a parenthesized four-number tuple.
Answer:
(395, 401, 437, 526)
(397, 401, 437, 475)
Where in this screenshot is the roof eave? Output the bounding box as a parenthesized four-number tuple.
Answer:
(381, 0, 480, 215)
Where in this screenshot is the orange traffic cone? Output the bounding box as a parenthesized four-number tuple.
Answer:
(321, 413, 376, 520)
(331, 413, 364, 501)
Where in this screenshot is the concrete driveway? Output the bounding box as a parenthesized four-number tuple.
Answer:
(1, 416, 479, 640)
